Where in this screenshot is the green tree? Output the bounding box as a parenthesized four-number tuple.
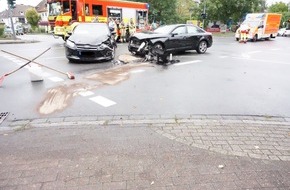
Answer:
(281, 12, 290, 27)
(176, 0, 200, 22)
(25, 8, 41, 30)
(268, 2, 288, 13)
(202, 0, 267, 24)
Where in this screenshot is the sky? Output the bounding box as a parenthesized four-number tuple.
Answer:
(0, 0, 289, 12)
(0, 0, 42, 12)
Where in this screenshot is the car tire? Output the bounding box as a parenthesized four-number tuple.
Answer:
(152, 43, 164, 55)
(236, 38, 239, 41)
(152, 43, 168, 63)
(196, 40, 207, 54)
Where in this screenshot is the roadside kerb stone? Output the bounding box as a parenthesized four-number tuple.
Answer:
(5, 115, 290, 161)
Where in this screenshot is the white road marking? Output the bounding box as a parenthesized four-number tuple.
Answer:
(89, 96, 116, 107)
(247, 51, 262, 54)
(232, 56, 290, 65)
(41, 72, 52, 77)
(271, 48, 280, 51)
(219, 56, 228, 58)
(48, 77, 64, 82)
(130, 69, 145, 73)
(241, 53, 250, 59)
(79, 91, 94, 97)
(174, 60, 202, 66)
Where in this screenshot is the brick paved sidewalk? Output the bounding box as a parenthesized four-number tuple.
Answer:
(0, 115, 289, 189)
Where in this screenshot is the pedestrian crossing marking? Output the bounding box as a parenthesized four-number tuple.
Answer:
(89, 96, 116, 107)
(48, 77, 64, 82)
(79, 91, 94, 97)
(174, 60, 202, 66)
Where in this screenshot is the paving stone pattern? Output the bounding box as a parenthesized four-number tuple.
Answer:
(0, 114, 289, 189)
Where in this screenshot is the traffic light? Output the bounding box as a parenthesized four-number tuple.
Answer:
(201, 13, 207, 19)
(7, 0, 16, 9)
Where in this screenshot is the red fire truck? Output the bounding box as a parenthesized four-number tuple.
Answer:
(47, 0, 149, 40)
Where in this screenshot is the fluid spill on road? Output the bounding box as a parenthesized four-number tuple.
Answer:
(38, 63, 151, 115)
(85, 63, 150, 85)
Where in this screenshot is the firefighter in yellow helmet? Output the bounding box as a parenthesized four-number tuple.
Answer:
(239, 23, 250, 43)
(119, 20, 126, 43)
(129, 18, 136, 36)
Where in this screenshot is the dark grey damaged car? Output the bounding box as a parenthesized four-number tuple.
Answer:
(128, 24, 213, 57)
(65, 23, 116, 62)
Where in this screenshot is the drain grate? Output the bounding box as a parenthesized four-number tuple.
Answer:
(0, 112, 9, 125)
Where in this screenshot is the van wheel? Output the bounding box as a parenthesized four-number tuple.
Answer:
(252, 34, 257, 42)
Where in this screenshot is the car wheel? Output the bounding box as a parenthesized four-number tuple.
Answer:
(236, 38, 239, 41)
(152, 43, 164, 56)
(196, 40, 207, 54)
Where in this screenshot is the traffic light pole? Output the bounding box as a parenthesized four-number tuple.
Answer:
(202, 0, 206, 29)
(8, 4, 16, 40)
(7, 0, 16, 40)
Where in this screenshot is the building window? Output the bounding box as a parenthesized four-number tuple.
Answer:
(92, 5, 102, 16)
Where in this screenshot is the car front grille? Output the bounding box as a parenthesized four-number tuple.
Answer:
(76, 44, 99, 50)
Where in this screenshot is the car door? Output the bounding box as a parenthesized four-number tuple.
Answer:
(186, 25, 203, 49)
(167, 26, 187, 51)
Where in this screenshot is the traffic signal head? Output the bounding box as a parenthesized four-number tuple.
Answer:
(7, 0, 16, 9)
(201, 13, 207, 19)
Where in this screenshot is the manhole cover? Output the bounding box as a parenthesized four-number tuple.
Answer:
(0, 112, 9, 125)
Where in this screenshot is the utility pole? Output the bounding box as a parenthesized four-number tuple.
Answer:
(7, 0, 16, 40)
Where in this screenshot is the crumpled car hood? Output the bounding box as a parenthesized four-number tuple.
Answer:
(132, 32, 168, 40)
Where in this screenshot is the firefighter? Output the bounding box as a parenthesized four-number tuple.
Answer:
(239, 23, 250, 43)
(119, 20, 126, 43)
(129, 18, 136, 36)
(108, 17, 115, 31)
(114, 19, 121, 42)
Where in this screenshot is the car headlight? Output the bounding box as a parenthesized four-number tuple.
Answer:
(99, 44, 107, 50)
(66, 40, 76, 49)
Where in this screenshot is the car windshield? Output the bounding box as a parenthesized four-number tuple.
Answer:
(242, 21, 260, 28)
(73, 24, 109, 37)
(154, 25, 175, 34)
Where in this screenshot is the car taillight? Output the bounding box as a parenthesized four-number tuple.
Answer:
(55, 20, 63, 26)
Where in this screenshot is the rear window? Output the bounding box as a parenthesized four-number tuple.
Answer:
(74, 24, 109, 36)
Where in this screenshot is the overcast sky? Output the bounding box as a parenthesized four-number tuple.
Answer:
(0, 0, 42, 12)
(0, 0, 289, 12)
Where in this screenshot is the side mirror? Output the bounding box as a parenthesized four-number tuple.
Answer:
(67, 31, 72, 35)
(171, 32, 178, 37)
